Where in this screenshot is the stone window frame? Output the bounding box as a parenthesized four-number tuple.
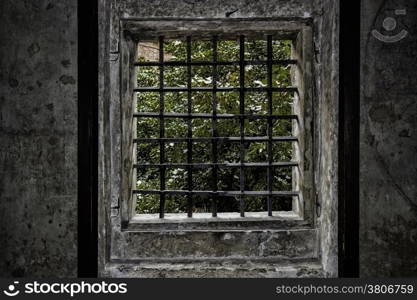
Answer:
(117, 18, 315, 231)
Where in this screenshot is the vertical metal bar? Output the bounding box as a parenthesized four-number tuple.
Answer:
(211, 36, 218, 217)
(186, 37, 193, 218)
(267, 35, 273, 216)
(159, 36, 166, 218)
(239, 36, 245, 217)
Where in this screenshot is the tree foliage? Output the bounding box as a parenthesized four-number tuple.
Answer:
(136, 38, 294, 214)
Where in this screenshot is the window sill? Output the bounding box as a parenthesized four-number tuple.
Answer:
(122, 211, 311, 231)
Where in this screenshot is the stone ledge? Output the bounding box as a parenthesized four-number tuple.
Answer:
(111, 229, 318, 260)
(103, 260, 324, 278)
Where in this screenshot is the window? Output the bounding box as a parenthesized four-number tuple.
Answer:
(118, 20, 313, 231)
(123, 27, 313, 226)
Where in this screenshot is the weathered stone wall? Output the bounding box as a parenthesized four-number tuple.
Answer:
(0, 0, 77, 277)
(1, 0, 415, 278)
(99, 0, 339, 277)
(313, 0, 339, 277)
(360, 0, 417, 277)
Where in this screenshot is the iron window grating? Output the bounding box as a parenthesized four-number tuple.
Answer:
(134, 35, 300, 219)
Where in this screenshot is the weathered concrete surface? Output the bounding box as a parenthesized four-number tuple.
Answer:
(104, 261, 324, 278)
(360, 0, 417, 277)
(99, 0, 339, 277)
(115, 0, 314, 18)
(0, 0, 77, 277)
(1, 0, 415, 278)
(111, 229, 318, 260)
(313, 0, 339, 277)
(109, 0, 315, 52)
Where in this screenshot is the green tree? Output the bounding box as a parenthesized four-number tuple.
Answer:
(136, 38, 294, 214)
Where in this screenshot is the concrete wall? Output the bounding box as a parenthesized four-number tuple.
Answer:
(360, 0, 417, 277)
(98, 0, 339, 277)
(0, 0, 416, 278)
(314, 0, 339, 277)
(0, 0, 78, 277)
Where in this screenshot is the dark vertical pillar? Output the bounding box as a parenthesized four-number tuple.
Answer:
(339, 0, 360, 277)
(78, 0, 98, 277)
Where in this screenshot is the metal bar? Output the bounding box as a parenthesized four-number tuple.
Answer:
(158, 36, 166, 218)
(134, 87, 297, 93)
(133, 112, 298, 120)
(133, 190, 300, 197)
(134, 36, 302, 218)
(211, 36, 218, 217)
(186, 36, 193, 218)
(134, 136, 298, 143)
(267, 35, 273, 216)
(134, 162, 298, 169)
(239, 35, 245, 217)
(134, 59, 297, 67)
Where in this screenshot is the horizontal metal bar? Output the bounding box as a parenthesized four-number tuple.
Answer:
(134, 87, 297, 93)
(134, 136, 298, 143)
(134, 59, 297, 67)
(134, 162, 298, 168)
(133, 190, 299, 197)
(134, 112, 298, 120)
